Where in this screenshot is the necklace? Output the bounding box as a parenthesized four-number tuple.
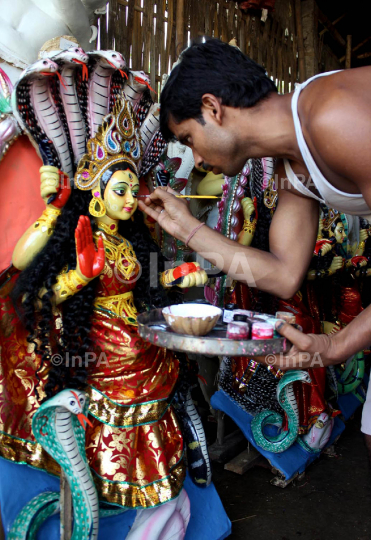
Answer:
(97, 220, 119, 235)
(96, 227, 138, 280)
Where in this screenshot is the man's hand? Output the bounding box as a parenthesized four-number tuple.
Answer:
(138, 186, 199, 243)
(256, 321, 343, 370)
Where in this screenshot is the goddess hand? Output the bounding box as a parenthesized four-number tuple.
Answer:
(75, 216, 105, 279)
(40, 166, 71, 209)
(241, 197, 257, 221)
(161, 262, 208, 288)
(328, 255, 344, 275)
(359, 228, 369, 243)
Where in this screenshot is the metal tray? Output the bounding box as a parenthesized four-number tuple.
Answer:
(137, 308, 290, 357)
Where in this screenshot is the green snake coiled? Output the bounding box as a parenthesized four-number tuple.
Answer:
(251, 370, 312, 453)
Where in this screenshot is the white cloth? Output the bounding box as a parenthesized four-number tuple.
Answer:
(127, 489, 191, 540)
(361, 380, 371, 435)
(284, 70, 371, 223)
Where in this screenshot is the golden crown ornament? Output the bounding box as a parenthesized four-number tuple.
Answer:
(323, 209, 340, 231)
(75, 98, 143, 193)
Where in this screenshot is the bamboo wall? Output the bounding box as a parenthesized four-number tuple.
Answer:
(96, 0, 301, 95)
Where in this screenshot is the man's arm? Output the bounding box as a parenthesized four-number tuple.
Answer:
(139, 164, 319, 299)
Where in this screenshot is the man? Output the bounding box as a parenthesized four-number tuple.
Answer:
(137, 38, 371, 452)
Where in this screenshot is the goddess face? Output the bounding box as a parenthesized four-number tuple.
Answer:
(333, 221, 346, 244)
(103, 170, 139, 221)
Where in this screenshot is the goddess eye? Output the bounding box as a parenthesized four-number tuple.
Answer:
(132, 192, 139, 198)
(113, 188, 125, 196)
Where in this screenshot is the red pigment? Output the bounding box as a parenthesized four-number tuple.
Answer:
(227, 322, 249, 340)
(251, 322, 274, 340)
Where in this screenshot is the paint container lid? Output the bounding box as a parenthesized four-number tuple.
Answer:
(233, 314, 249, 322)
(275, 311, 296, 324)
(251, 322, 274, 340)
(227, 321, 250, 340)
(233, 309, 255, 317)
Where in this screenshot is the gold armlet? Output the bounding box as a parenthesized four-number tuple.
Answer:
(33, 207, 62, 236)
(54, 269, 90, 299)
(358, 241, 366, 251)
(242, 218, 257, 235)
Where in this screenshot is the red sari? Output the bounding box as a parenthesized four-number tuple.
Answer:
(0, 229, 185, 509)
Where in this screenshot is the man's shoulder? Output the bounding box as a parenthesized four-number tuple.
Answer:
(298, 68, 371, 184)
(301, 67, 371, 134)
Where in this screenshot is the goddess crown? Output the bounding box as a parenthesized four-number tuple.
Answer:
(323, 209, 341, 231)
(75, 98, 142, 192)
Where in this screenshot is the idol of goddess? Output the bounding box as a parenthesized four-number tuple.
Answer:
(0, 98, 215, 539)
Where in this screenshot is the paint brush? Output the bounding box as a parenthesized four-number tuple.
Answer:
(137, 195, 222, 199)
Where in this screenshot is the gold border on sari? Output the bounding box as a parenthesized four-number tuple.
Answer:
(0, 431, 60, 476)
(87, 386, 171, 428)
(93, 459, 186, 508)
(0, 431, 185, 509)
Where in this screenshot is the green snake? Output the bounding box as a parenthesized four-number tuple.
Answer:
(251, 370, 312, 453)
(9, 389, 101, 540)
(336, 351, 365, 394)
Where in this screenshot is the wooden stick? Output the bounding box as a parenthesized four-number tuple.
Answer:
(176, 0, 185, 58)
(357, 51, 371, 59)
(319, 13, 345, 37)
(294, 0, 306, 82)
(345, 35, 352, 69)
(60, 471, 72, 540)
(339, 35, 371, 62)
(318, 9, 345, 48)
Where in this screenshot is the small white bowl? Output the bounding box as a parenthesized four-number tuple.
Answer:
(162, 304, 222, 336)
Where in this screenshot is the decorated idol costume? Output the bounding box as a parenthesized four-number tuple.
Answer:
(0, 41, 230, 540)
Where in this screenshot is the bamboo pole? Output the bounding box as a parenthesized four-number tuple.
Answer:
(60, 472, 72, 540)
(339, 35, 371, 63)
(318, 9, 345, 48)
(176, 0, 185, 58)
(0, 507, 4, 540)
(319, 13, 345, 37)
(345, 35, 352, 69)
(294, 0, 306, 82)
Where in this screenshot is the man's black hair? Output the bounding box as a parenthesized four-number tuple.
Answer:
(160, 38, 277, 141)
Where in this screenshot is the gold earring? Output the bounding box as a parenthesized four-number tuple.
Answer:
(89, 191, 106, 217)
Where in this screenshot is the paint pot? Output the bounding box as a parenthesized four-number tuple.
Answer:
(223, 303, 238, 323)
(227, 321, 250, 340)
(262, 316, 281, 338)
(251, 322, 274, 340)
(275, 311, 296, 324)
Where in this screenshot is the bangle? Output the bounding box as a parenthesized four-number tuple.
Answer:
(359, 241, 366, 251)
(160, 269, 175, 288)
(243, 218, 257, 235)
(54, 269, 89, 299)
(185, 222, 205, 247)
(33, 207, 61, 236)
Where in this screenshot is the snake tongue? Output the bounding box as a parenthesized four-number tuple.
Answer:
(105, 60, 127, 79)
(134, 76, 156, 93)
(72, 59, 89, 81)
(77, 413, 93, 430)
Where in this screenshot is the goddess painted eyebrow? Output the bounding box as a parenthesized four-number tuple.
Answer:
(111, 181, 139, 189)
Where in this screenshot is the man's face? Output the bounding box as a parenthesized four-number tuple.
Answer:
(168, 110, 247, 177)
